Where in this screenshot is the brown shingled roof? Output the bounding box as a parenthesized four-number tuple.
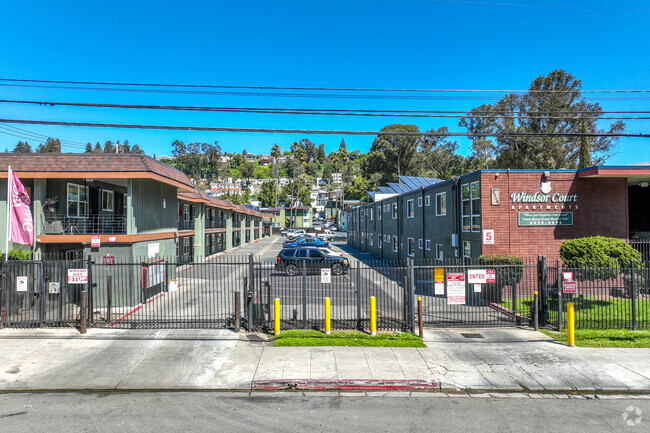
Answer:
(0, 153, 193, 191)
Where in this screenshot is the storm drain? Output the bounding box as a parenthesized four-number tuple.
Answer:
(460, 333, 484, 339)
(247, 334, 268, 343)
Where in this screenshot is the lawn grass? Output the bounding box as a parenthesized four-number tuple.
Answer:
(500, 297, 650, 328)
(272, 330, 426, 347)
(541, 328, 650, 348)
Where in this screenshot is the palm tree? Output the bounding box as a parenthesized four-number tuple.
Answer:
(270, 144, 281, 206)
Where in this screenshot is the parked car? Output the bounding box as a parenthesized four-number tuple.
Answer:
(282, 229, 306, 238)
(319, 230, 336, 239)
(275, 247, 349, 276)
(320, 247, 343, 257)
(281, 229, 296, 237)
(282, 234, 315, 245)
(284, 237, 329, 248)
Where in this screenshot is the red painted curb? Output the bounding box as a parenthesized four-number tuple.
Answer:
(251, 379, 440, 391)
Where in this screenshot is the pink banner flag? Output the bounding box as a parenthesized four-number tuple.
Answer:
(10, 172, 33, 246)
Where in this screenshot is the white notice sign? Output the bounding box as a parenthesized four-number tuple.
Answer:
(482, 229, 494, 245)
(474, 283, 482, 293)
(48, 282, 61, 294)
(321, 268, 331, 284)
(447, 273, 466, 305)
(168, 280, 178, 292)
(434, 282, 445, 295)
(16, 276, 28, 292)
(467, 269, 488, 284)
(148, 242, 160, 258)
(67, 269, 88, 284)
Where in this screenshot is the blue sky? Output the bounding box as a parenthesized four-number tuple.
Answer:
(0, 0, 648, 164)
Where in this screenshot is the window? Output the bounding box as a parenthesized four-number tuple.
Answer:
(462, 181, 481, 232)
(369, 234, 373, 246)
(378, 235, 382, 248)
(463, 241, 471, 258)
(309, 249, 323, 258)
(392, 236, 398, 252)
(369, 208, 373, 221)
(101, 190, 114, 212)
(407, 238, 415, 257)
(418, 239, 423, 249)
(436, 192, 447, 216)
(383, 204, 387, 213)
(361, 232, 365, 243)
(377, 206, 381, 220)
(183, 204, 190, 222)
(425, 195, 430, 206)
(183, 236, 191, 255)
(418, 197, 423, 208)
(297, 249, 307, 258)
(407, 199, 414, 218)
(425, 240, 431, 250)
(436, 244, 444, 261)
(392, 203, 398, 219)
(67, 183, 88, 217)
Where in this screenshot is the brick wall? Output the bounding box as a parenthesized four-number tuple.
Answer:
(480, 171, 628, 260)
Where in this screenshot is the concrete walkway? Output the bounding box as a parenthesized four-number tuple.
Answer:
(0, 327, 648, 393)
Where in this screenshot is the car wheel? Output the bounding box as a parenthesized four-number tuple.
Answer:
(331, 263, 343, 275)
(285, 264, 298, 276)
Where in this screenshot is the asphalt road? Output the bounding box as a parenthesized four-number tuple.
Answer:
(0, 393, 647, 432)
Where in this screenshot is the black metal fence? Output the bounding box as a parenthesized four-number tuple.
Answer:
(1, 253, 648, 332)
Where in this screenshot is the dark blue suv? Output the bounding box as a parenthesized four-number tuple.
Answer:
(275, 247, 349, 276)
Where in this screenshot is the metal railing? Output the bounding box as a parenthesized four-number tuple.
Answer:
(206, 218, 227, 229)
(42, 214, 127, 235)
(178, 219, 195, 231)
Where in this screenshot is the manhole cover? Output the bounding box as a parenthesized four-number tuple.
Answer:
(460, 333, 484, 339)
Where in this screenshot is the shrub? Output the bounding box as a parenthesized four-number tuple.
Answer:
(478, 255, 524, 302)
(7, 246, 33, 261)
(560, 236, 642, 281)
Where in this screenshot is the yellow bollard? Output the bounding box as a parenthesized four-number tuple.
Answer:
(274, 298, 281, 336)
(370, 296, 377, 336)
(567, 302, 575, 347)
(325, 297, 331, 335)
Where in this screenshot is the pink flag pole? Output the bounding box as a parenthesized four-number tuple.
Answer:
(4, 164, 12, 257)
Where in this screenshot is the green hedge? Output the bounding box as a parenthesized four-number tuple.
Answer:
(560, 236, 642, 282)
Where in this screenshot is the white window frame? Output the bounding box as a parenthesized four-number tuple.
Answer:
(407, 199, 414, 218)
(392, 203, 398, 219)
(369, 233, 373, 246)
(369, 208, 373, 221)
(418, 239, 423, 249)
(392, 235, 398, 252)
(463, 240, 471, 258)
(66, 182, 88, 218)
(407, 238, 415, 257)
(361, 232, 365, 243)
(436, 244, 444, 261)
(425, 195, 430, 207)
(418, 197, 423, 208)
(378, 234, 382, 248)
(377, 206, 381, 220)
(101, 190, 114, 212)
(462, 181, 481, 232)
(425, 240, 431, 251)
(436, 192, 447, 216)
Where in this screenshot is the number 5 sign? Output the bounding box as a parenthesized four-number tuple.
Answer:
(482, 229, 495, 245)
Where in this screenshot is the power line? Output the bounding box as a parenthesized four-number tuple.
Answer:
(0, 127, 88, 151)
(0, 123, 88, 146)
(0, 118, 647, 138)
(423, 0, 650, 12)
(1, 99, 649, 120)
(0, 77, 647, 93)
(0, 82, 649, 102)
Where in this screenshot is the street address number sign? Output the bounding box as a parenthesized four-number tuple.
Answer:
(67, 269, 88, 284)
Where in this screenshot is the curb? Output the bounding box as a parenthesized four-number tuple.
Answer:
(251, 379, 441, 391)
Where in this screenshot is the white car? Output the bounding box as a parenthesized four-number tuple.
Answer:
(319, 230, 336, 239)
(320, 247, 343, 257)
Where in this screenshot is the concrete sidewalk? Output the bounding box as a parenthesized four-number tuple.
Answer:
(0, 327, 648, 394)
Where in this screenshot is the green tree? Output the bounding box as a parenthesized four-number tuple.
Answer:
(93, 142, 102, 153)
(259, 180, 284, 207)
(129, 144, 144, 154)
(13, 141, 32, 153)
(240, 161, 256, 181)
(362, 124, 420, 185)
(36, 138, 61, 153)
(459, 70, 624, 169)
(344, 176, 374, 201)
(419, 127, 466, 179)
(84, 143, 92, 153)
(578, 122, 593, 168)
(103, 140, 115, 153)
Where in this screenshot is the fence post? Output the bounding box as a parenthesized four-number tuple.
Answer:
(80, 290, 88, 334)
(557, 260, 563, 331)
(512, 280, 518, 325)
(537, 255, 547, 327)
(1, 254, 6, 330)
(631, 260, 637, 331)
(417, 296, 423, 338)
(408, 258, 416, 333)
(302, 260, 307, 329)
(355, 261, 361, 330)
(86, 255, 93, 329)
(248, 254, 254, 331)
(533, 291, 539, 331)
(234, 290, 241, 332)
(106, 275, 112, 325)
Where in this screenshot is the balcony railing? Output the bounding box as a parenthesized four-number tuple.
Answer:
(42, 215, 127, 235)
(206, 218, 227, 229)
(178, 219, 195, 231)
